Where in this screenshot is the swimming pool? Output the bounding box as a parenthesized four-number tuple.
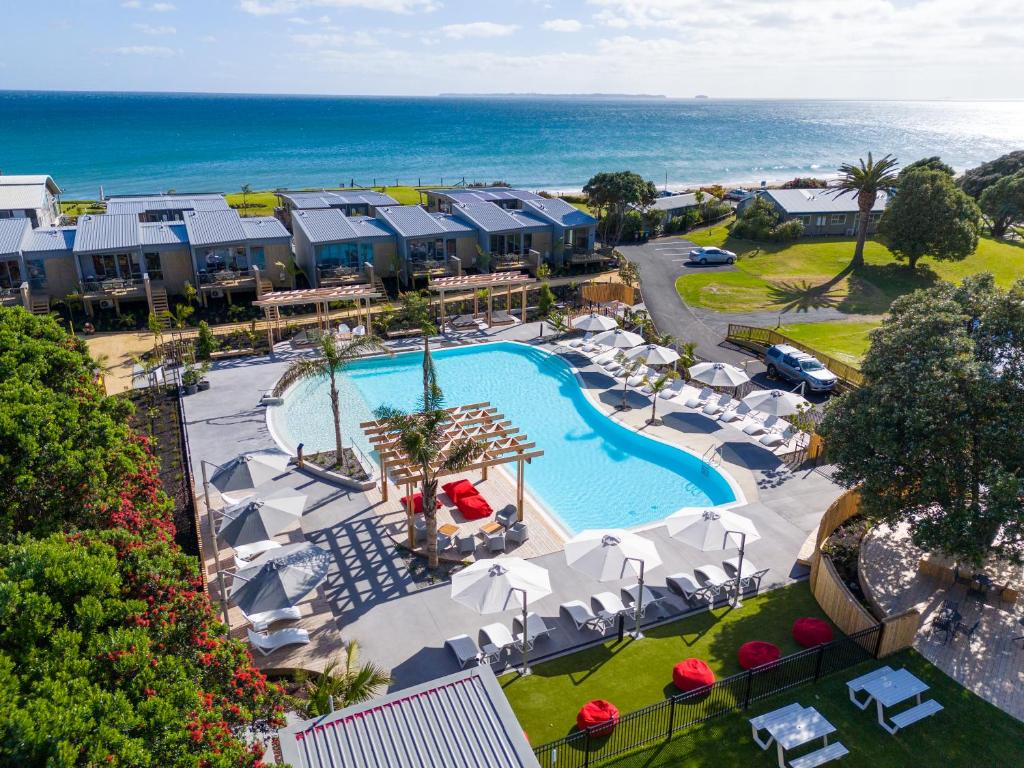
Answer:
(270, 342, 738, 533)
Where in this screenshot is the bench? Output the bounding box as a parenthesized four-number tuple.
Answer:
(385, 327, 423, 339)
(210, 347, 256, 360)
(749, 702, 804, 749)
(846, 666, 893, 710)
(884, 699, 943, 735)
(789, 742, 849, 768)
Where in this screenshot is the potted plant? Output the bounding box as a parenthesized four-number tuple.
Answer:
(196, 361, 212, 391)
(181, 363, 200, 395)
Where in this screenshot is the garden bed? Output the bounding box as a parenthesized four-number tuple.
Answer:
(821, 515, 873, 609)
(304, 448, 371, 483)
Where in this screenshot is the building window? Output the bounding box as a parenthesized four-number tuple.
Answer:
(829, 214, 847, 225)
(250, 246, 266, 269)
(869, 212, 882, 223)
(91, 253, 118, 280)
(359, 242, 373, 264)
(409, 239, 442, 261)
(26, 259, 47, 290)
(144, 252, 163, 280)
(317, 242, 362, 268)
(798, 215, 812, 226)
(0, 259, 21, 291)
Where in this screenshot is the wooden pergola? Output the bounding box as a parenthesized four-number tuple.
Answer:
(428, 272, 536, 328)
(253, 285, 382, 349)
(359, 401, 543, 544)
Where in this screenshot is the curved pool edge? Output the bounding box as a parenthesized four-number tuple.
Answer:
(266, 338, 748, 533)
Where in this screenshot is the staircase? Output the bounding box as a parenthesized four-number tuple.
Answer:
(258, 278, 274, 296)
(370, 273, 388, 298)
(150, 287, 171, 326)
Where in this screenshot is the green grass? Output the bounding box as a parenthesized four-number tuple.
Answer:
(777, 319, 883, 366)
(60, 200, 105, 217)
(503, 583, 831, 744)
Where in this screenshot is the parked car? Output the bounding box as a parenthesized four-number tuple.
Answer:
(688, 246, 736, 265)
(724, 188, 753, 201)
(764, 344, 837, 392)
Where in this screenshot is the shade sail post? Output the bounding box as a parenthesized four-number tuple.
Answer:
(516, 458, 525, 521)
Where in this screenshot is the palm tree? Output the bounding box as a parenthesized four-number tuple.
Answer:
(396, 291, 439, 405)
(240, 183, 252, 217)
(303, 640, 391, 717)
(675, 340, 697, 379)
(832, 153, 899, 269)
(275, 334, 388, 464)
(373, 394, 483, 569)
(645, 372, 675, 425)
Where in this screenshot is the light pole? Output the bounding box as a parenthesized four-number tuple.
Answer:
(623, 556, 648, 638)
(725, 529, 748, 608)
(510, 586, 532, 676)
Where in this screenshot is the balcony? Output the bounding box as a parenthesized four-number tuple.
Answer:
(198, 268, 257, 289)
(409, 258, 449, 278)
(318, 264, 370, 287)
(0, 287, 22, 307)
(491, 251, 530, 271)
(79, 277, 148, 300)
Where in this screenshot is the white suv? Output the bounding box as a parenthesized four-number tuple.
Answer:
(764, 344, 837, 392)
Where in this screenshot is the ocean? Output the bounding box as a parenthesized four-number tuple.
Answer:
(1, 91, 1022, 198)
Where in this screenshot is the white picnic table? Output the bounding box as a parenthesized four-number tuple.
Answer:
(750, 704, 836, 768)
(860, 668, 930, 732)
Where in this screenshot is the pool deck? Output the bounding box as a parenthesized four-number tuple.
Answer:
(183, 321, 845, 689)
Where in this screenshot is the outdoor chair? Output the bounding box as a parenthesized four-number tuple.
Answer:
(666, 572, 702, 603)
(569, 332, 592, 348)
(658, 380, 686, 400)
(454, 534, 476, 556)
(759, 424, 796, 447)
(684, 387, 714, 409)
(626, 366, 652, 388)
(955, 619, 981, 643)
(233, 539, 282, 562)
(929, 614, 954, 644)
(560, 600, 604, 631)
(592, 591, 629, 619)
(243, 606, 302, 632)
(723, 558, 769, 594)
(247, 627, 310, 656)
(445, 634, 482, 668)
(480, 622, 517, 655)
(700, 392, 733, 416)
(718, 401, 753, 423)
(495, 505, 517, 528)
(623, 584, 667, 617)
(506, 522, 529, 545)
(437, 532, 454, 551)
(486, 531, 506, 553)
(514, 612, 556, 646)
(743, 414, 779, 436)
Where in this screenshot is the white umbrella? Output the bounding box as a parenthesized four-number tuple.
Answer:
(210, 451, 290, 501)
(591, 328, 645, 350)
(216, 489, 307, 548)
(742, 388, 809, 417)
(229, 541, 331, 615)
(626, 343, 681, 367)
(572, 313, 618, 333)
(689, 361, 750, 388)
(565, 529, 661, 637)
(666, 507, 761, 606)
(451, 558, 551, 674)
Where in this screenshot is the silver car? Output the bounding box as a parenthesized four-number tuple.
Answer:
(688, 246, 736, 265)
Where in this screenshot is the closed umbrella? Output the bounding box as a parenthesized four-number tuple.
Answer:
(742, 388, 809, 417)
(211, 451, 290, 501)
(451, 558, 551, 674)
(216, 490, 307, 548)
(565, 529, 661, 638)
(572, 313, 619, 333)
(666, 507, 761, 606)
(228, 541, 331, 615)
(626, 343, 681, 367)
(689, 361, 750, 389)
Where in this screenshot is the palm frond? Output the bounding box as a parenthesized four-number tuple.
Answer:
(441, 437, 484, 473)
(273, 357, 327, 396)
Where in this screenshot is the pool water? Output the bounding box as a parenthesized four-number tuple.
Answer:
(272, 342, 737, 533)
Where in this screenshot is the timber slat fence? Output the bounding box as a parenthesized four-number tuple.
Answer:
(532, 624, 882, 768)
(725, 324, 865, 389)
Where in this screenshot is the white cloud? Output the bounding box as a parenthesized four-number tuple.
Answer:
(541, 18, 583, 32)
(134, 23, 177, 35)
(121, 0, 142, 7)
(441, 22, 520, 39)
(239, 0, 438, 15)
(199, 35, 218, 43)
(151, 2, 176, 10)
(109, 45, 178, 56)
(290, 31, 378, 47)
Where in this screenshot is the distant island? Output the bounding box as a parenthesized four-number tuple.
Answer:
(438, 92, 667, 100)
(695, 95, 710, 99)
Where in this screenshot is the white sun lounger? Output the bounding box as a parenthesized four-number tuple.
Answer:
(659, 379, 686, 400)
(623, 584, 667, 617)
(560, 600, 605, 631)
(685, 387, 714, 409)
(719, 401, 753, 423)
(593, 591, 629, 619)
(760, 425, 798, 448)
(247, 627, 310, 656)
(233, 539, 283, 563)
(666, 572, 702, 601)
(480, 622, 518, 652)
(743, 414, 779, 435)
(243, 605, 302, 632)
(569, 332, 592, 348)
(445, 634, 482, 668)
(695, 564, 734, 592)
(626, 365, 652, 387)
(702, 393, 733, 416)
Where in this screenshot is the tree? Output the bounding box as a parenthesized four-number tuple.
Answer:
(644, 371, 676, 424)
(617, 258, 640, 288)
(732, 196, 780, 240)
(240, 183, 252, 216)
(275, 334, 387, 464)
(832, 152, 900, 269)
(395, 290, 438, 405)
(583, 171, 658, 250)
(898, 156, 954, 182)
(879, 168, 981, 269)
(979, 170, 1024, 237)
(302, 641, 391, 717)
(373, 393, 483, 569)
(959, 150, 1024, 199)
(537, 281, 556, 318)
(196, 320, 218, 360)
(818, 274, 1024, 566)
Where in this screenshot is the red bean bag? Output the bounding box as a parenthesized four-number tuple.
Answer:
(738, 641, 781, 670)
(455, 492, 493, 520)
(672, 658, 716, 692)
(441, 479, 475, 502)
(576, 699, 619, 736)
(399, 492, 440, 514)
(792, 617, 833, 647)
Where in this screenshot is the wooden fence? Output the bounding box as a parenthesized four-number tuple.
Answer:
(726, 324, 865, 390)
(582, 282, 635, 306)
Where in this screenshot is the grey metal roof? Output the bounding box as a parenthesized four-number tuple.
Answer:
(348, 216, 395, 240)
(521, 197, 597, 228)
(763, 188, 889, 214)
(105, 194, 229, 216)
(140, 222, 189, 248)
(182, 210, 247, 246)
(0, 175, 60, 211)
(280, 190, 399, 209)
(376, 205, 473, 239)
(73, 214, 141, 253)
(429, 187, 544, 204)
(432, 213, 476, 234)
(293, 208, 359, 243)
(0, 218, 30, 257)
(452, 201, 546, 234)
(21, 226, 76, 255)
(277, 667, 539, 768)
(646, 193, 702, 213)
(239, 216, 291, 243)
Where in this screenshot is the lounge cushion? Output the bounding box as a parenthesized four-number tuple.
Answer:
(399, 492, 440, 514)
(442, 479, 476, 503)
(738, 641, 781, 670)
(456, 492, 493, 520)
(577, 699, 619, 736)
(792, 617, 834, 647)
(672, 658, 715, 692)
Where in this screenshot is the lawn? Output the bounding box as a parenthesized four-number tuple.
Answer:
(502, 583, 832, 745)
(777, 319, 883, 366)
(601, 649, 1024, 768)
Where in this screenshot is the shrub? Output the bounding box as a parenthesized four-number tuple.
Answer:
(702, 200, 732, 222)
(196, 320, 218, 360)
(769, 218, 805, 241)
(732, 196, 780, 240)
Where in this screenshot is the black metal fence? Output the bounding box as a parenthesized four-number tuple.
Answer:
(532, 623, 882, 768)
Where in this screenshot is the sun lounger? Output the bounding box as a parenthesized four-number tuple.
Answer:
(623, 584, 667, 617)
(626, 365, 652, 388)
(514, 612, 557, 645)
(445, 634, 482, 668)
(743, 414, 779, 435)
(233, 539, 283, 562)
(590, 347, 617, 364)
(243, 606, 302, 632)
(719, 401, 752, 423)
(490, 310, 516, 326)
(760, 425, 798, 448)
(592, 591, 629, 622)
(684, 386, 714, 409)
(451, 314, 481, 329)
(722, 558, 769, 593)
(560, 600, 604, 631)
(702, 393, 733, 416)
(247, 627, 310, 656)
(480, 622, 518, 656)
(666, 572, 702, 602)
(659, 379, 686, 400)
(569, 332, 592, 348)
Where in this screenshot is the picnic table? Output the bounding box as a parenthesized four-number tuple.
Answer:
(750, 704, 840, 768)
(852, 667, 940, 734)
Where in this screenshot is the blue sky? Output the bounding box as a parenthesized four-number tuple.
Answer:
(1, 0, 1022, 99)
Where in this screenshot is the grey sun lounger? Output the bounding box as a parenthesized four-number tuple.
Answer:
(514, 612, 557, 645)
(701, 393, 733, 416)
(560, 600, 605, 631)
(666, 572, 702, 601)
(445, 634, 482, 668)
(593, 591, 630, 622)
(623, 584, 667, 617)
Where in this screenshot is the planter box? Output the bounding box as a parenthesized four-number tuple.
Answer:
(298, 460, 376, 491)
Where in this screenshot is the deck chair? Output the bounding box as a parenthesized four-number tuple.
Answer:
(684, 387, 714, 409)
(243, 605, 302, 632)
(233, 539, 283, 562)
(247, 627, 310, 656)
(702, 393, 733, 416)
(445, 634, 482, 668)
(743, 414, 779, 436)
(560, 600, 604, 631)
(760, 425, 797, 448)
(593, 591, 629, 618)
(623, 584, 667, 617)
(626, 365, 652, 388)
(719, 401, 752, 423)
(514, 612, 556, 646)
(659, 379, 686, 400)
(666, 572, 702, 602)
(480, 622, 517, 654)
(569, 332, 592, 349)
